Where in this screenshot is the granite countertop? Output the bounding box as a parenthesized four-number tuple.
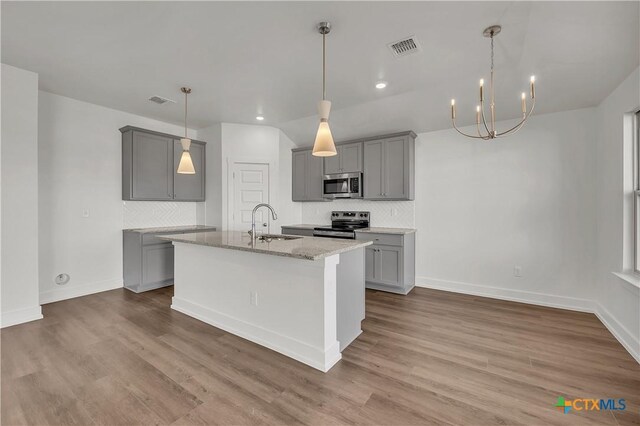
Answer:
(355, 227, 416, 235)
(158, 231, 372, 261)
(123, 225, 217, 234)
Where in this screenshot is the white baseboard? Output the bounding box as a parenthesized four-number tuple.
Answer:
(40, 278, 123, 305)
(416, 276, 639, 364)
(172, 297, 342, 372)
(595, 303, 640, 364)
(416, 276, 596, 312)
(1, 305, 43, 328)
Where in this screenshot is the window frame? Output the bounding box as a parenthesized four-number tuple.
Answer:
(634, 111, 640, 273)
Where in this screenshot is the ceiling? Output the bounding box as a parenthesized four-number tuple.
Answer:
(2, 1, 638, 145)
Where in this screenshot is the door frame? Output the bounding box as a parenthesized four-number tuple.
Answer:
(226, 157, 272, 232)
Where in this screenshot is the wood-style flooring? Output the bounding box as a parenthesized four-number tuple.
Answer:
(2, 286, 638, 425)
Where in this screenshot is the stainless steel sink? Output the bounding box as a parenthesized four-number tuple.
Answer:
(257, 234, 302, 242)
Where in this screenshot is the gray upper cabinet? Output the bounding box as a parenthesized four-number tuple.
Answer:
(292, 151, 307, 201)
(363, 132, 415, 200)
(363, 139, 384, 199)
(173, 140, 205, 201)
(291, 148, 326, 202)
(323, 142, 363, 174)
(121, 126, 206, 201)
(131, 131, 174, 200)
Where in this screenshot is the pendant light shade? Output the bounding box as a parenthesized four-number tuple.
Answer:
(177, 137, 195, 174)
(312, 100, 336, 156)
(312, 22, 337, 157)
(177, 87, 196, 174)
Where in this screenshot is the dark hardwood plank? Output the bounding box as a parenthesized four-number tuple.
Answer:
(2, 286, 638, 425)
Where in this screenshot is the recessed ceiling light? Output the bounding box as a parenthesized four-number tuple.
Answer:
(375, 81, 387, 89)
(256, 115, 265, 121)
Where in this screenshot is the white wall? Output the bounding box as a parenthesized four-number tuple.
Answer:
(204, 123, 300, 232)
(277, 130, 303, 230)
(199, 123, 222, 228)
(1, 64, 42, 327)
(415, 108, 598, 310)
(38, 92, 200, 304)
(594, 67, 640, 361)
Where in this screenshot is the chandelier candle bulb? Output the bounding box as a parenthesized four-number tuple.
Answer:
(530, 76, 536, 99)
(479, 79, 484, 101)
(451, 99, 456, 119)
(521, 92, 526, 114)
(476, 105, 480, 124)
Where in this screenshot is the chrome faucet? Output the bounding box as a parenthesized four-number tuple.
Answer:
(249, 203, 278, 243)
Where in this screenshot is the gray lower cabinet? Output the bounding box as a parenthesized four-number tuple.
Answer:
(121, 126, 206, 201)
(291, 148, 326, 201)
(324, 142, 363, 174)
(123, 227, 216, 293)
(356, 231, 415, 294)
(363, 133, 415, 200)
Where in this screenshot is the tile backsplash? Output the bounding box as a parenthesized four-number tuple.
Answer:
(123, 201, 202, 229)
(301, 200, 415, 228)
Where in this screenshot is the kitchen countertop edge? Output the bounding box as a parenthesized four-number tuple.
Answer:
(123, 225, 218, 234)
(158, 232, 373, 261)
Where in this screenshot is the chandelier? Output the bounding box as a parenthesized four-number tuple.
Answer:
(450, 25, 536, 139)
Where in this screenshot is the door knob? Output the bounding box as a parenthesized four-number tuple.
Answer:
(262, 223, 268, 227)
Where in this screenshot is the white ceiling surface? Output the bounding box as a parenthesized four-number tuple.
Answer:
(2, 2, 638, 145)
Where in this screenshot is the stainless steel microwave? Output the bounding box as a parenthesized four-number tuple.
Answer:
(322, 172, 362, 199)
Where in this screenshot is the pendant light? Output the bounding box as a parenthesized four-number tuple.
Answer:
(177, 87, 196, 174)
(312, 22, 337, 157)
(450, 25, 537, 139)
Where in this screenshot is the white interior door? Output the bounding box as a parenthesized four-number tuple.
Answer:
(230, 162, 270, 232)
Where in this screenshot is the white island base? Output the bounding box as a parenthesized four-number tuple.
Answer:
(170, 241, 365, 372)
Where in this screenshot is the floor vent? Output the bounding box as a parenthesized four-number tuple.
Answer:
(388, 36, 421, 57)
(148, 95, 176, 105)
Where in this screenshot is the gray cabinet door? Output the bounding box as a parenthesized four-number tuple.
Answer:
(173, 141, 205, 201)
(306, 151, 325, 201)
(292, 151, 307, 201)
(384, 136, 409, 199)
(323, 150, 341, 174)
(365, 247, 376, 282)
(341, 142, 362, 173)
(376, 246, 402, 288)
(142, 243, 174, 286)
(131, 131, 174, 200)
(363, 140, 385, 199)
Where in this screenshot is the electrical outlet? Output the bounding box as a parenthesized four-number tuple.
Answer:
(250, 291, 258, 306)
(82, 208, 90, 218)
(514, 266, 522, 277)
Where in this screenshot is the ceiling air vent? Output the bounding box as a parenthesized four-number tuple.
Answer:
(388, 36, 421, 57)
(148, 95, 176, 105)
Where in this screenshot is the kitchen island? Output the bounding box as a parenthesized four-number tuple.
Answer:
(158, 231, 372, 372)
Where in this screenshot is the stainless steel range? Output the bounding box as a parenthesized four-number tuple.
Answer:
(313, 211, 370, 239)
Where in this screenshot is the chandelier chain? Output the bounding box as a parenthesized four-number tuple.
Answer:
(490, 32, 494, 74)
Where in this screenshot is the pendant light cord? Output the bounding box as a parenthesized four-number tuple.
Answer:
(322, 32, 326, 101)
(184, 91, 188, 138)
